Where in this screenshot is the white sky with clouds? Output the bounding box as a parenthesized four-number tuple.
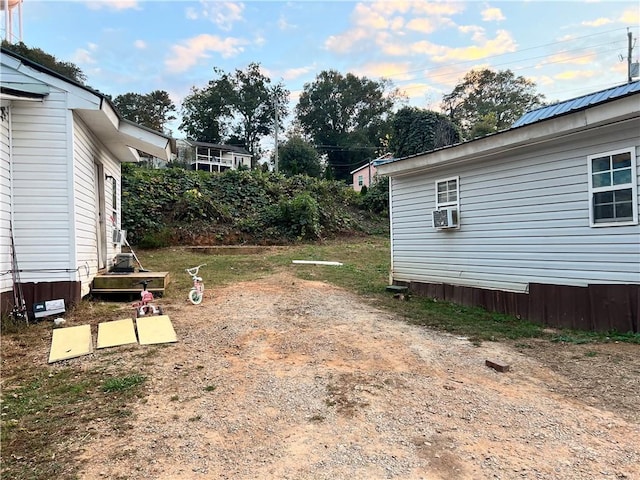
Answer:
(3, 0, 639, 141)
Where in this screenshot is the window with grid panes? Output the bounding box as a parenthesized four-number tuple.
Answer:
(435, 177, 459, 209)
(587, 148, 637, 226)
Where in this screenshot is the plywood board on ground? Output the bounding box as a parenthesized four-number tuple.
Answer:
(97, 319, 138, 349)
(136, 315, 177, 345)
(48, 324, 93, 363)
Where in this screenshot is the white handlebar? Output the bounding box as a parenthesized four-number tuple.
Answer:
(186, 264, 206, 277)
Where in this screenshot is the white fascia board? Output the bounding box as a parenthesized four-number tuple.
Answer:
(378, 95, 640, 177)
(6, 57, 100, 109)
(350, 163, 371, 175)
(74, 106, 172, 163)
(0, 92, 44, 101)
(0, 82, 50, 96)
(127, 147, 141, 163)
(118, 119, 173, 161)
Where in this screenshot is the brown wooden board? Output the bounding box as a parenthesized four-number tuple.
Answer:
(92, 272, 170, 293)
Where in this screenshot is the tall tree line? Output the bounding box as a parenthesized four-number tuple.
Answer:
(6, 41, 547, 180)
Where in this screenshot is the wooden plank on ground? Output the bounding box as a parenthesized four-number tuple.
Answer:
(48, 325, 93, 363)
(136, 315, 177, 345)
(97, 319, 138, 349)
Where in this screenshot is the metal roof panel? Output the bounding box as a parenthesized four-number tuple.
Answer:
(513, 81, 640, 128)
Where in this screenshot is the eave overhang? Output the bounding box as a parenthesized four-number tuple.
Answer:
(2, 47, 174, 163)
(377, 94, 640, 178)
(74, 98, 174, 163)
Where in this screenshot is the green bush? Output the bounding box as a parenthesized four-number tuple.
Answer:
(278, 192, 321, 240)
(358, 177, 389, 214)
(137, 228, 172, 249)
(121, 165, 386, 245)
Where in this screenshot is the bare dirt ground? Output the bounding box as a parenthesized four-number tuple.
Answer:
(19, 273, 640, 479)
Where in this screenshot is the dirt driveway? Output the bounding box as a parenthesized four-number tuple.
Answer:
(56, 273, 640, 478)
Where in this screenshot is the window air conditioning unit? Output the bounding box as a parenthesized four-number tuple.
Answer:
(432, 208, 458, 229)
(112, 229, 127, 245)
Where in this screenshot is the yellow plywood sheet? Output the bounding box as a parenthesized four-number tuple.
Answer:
(97, 319, 138, 349)
(48, 324, 93, 363)
(136, 315, 177, 345)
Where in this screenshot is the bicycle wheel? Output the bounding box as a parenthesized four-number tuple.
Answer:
(188, 289, 203, 305)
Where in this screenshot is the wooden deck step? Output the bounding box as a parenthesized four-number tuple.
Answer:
(92, 271, 171, 294)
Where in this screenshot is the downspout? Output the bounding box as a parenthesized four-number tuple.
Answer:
(388, 176, 394, 285)
(8, 103, 14, 241)
(66, 109, 79, 286)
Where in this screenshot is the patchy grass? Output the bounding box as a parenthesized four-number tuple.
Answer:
(102, 374, 146, 393)
(396, 297, 545, 343)
(134, 236, 638, 345)
(549, 330, 640, 345)
(1, 366, 146, 480)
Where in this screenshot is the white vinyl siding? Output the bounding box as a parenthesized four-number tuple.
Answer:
(2, 52, 170, 306)
(9, 90, 74, 284)
(389, 120, 640, 292)
(0, 101, 11, 294)
(73, 115, 121, 296)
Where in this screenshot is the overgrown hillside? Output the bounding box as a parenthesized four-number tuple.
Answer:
(121, 165, 389, 246)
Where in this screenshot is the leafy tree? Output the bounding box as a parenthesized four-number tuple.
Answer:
(295, 70, 403, 182)
(389, 107, 460, 158)
(179, 63, 289, 165)
(180, 83, 229, 144)
(220, 64, 289, 165)
(441, 68, 545, 139)
(469, 112, 498, 139)
(112, 90, 176, 133)
(2, 41, 86, 84)
(276, 136, 322, 177)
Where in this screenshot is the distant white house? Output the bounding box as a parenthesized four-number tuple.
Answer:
(0, 47, 174, 316)
(377, 82, 640, 333)
(176, 139, 252, 173)
(350, 153, 394, 192)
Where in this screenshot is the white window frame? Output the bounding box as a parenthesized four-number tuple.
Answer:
(435, 176, 460, 210)
(587, 147, 638, 227)
(358, 175, 364, 186)
(433, 176, 460, 229)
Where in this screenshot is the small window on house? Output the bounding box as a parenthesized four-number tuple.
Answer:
(435, 176, 459, 209)
(433, 176, 460, 229)
(109, 176, 117, 227)
(588, 148, 637, 226)
(358, 175, 364, 186)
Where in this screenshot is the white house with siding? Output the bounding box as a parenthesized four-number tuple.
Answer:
(176, 139, 252, 172)
(0, 47, 174, 317)
(377, 82, 640, 333)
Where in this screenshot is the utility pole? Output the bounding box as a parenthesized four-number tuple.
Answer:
(274, 94, 279, 173)
(628, 29, 633, 83)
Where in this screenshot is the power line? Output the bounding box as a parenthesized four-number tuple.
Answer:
(380, 26, 636, 82)
(393, 42, 625, 92)
(284, 26, 638, 95)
